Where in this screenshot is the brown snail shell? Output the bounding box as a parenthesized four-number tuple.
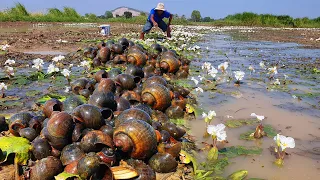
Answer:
(72, 104, 105, 129)
(60, 142, 85, 166)
(43, 99, 63, 118)
(113, 119, 157, 159)
(113, 54, 127, 64)
(148, 153, 178, 173)
(127, 50, 147, 67)
(160, 56, 180, 74)
(165, 105, 185, 119)
(43, 112, 74, 150)
(79, 89, 91, 98)
(31, 137, 52, 160)
(115, 74, 140, 90)
(95, 78, 116, 93)
(111, 44, 124, 54)
(97, 147, 116, 166)
(63, 96, 85, 114)
(92, 57, 102, 67)
(157, 138, 182, 158)
(98, 46, 111, 63)
(29, 156, 63, 180)
(115, 108, 152, 127)
(142, 76, 167, 89)
(133, 103, 152, 116)
(115, 96, 131, 112)
(151, 110, 169, 123)
(88, 91, 117, 111)
(19, 127, 37, 141)
(125, 65, 144, 78)
(80, 130, 114, 152)
(8, 112, 33, 136)
(126, 159, 156, 180)
(161, 122, 186, 140)
(176, 69, 189, 78)
(77, 152, 101, 179)
(71, 78, 89, 94)
(72, 123, 84, 142)
(94, 70, 108, 83)
(121, 90, 141, 105)
(64, 160, 79, 174)
(141, 84, 171, 111)
(128, 45, 145, 54)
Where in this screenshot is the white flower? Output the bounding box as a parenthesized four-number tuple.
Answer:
(5, 59, 15, 65)
(248, 65, 255, 72)
(207, 124, 227, 142)
(61, 69, 71, 77)
(206, 46, 209, 50)
(64, 86, 70, 93)
(198, 75, 205, 81)
(268, 66, 278, 75)
(274, 134, 295, 151)
(208, 67, 218, 78)
(195, 87, 203, 93)
(52, 55, 65, 62)
(250, 113, 265, 121)
(284, 74, 288, 80)
(234, 71, 245, 81)
(69, 64, 73, 68)
(5, 66, 14, 76)
(218, 62, 229, 72)
(80, 61, 90, 67)
(0, 44, 10, 51)
(202, 62, 211, 70)
(47, 64, 60, 74)
(0, 82, 7, 90)
(292, 95, 297, 99)
(274, 79, 280, 85)
(190, 77, 199, 85)
(203, 110, 217, 120)
(259, 61, 265, 69)
(32, 58, 44, 70)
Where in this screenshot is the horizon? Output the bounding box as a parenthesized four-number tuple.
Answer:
(0, 0, 319, 19)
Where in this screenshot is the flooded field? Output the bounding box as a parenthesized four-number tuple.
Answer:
(0, 23, 319, 179)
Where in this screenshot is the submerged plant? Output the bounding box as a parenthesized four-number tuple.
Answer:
(207, 123, 227, 161)
(273, 134, 295, 166)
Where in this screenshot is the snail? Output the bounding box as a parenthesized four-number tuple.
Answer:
(148, 153, 178, 173)
(133, 103, 153, 116)
(115, 74, 141, 91)
(92, 57, 102, 67)
(115, 108, 151, 127)
(29, 156, 63, 180)
(31, 137, 52, 160)
(111, 44, 124, 54)
(43, 112, 74, 150)
(151, 110, 169, 123)
(126, 159, 156, 180)
(94, 69, 108, 83)
(142, 76, 167, 89)
(97, 147, 116, 166)
(60, 142, 85, 166)
(157, 137, 182, 158)
(80, 130, 114, 152)
(95, 78, 116, 93)
(98, 46, 111, 63)
(71, 78, 89, 94)
(63, 96, 84, 114)
(125, 65, 144, 78)
(72, 104, 107, 129)
(160, 56, 180, 74)
(77, 152, 101, 179)
(118, 37, 129, 50)
(113, 54, 127, 64)
(88, 91, 117, 111)
(113, 119, 157, 159)
(165, 105, 185, 119)
(120, 90, 141, 105)
(141, 83, 171, 111)
(127, 49, 148, 67)
(115, 96, 131, 112)
(161, 122, 186, 140)
(8, 112, 33, 136)
(19, 127, 37, 141)
(43, 98, 63, 118)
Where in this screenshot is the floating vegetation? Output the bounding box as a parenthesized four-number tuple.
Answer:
(219, 146, 263, 158)
(225, 119, 260, 128)
(240, 125, 277, 140)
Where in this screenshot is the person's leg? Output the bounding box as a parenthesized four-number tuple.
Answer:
(158, 20, 171, 38)
(140, 21, 153, 40)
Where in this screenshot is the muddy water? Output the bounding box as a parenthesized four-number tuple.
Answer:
(189, 34, 320, 179)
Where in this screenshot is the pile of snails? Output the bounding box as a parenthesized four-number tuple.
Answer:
(1, 38, 195, 179)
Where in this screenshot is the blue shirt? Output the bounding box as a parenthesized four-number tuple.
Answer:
(147, 8, 171, 23)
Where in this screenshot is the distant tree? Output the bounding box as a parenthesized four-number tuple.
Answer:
(105, 11, 113, 18)
(181, 15, 186, 20)
(124, 11, 132, 18)
(85, 13, 97, 20)
(191, 10, 201, 22)
(140, 12, 147, 16)
(174, 14, 179, 18)
(202, 16, 213, 22)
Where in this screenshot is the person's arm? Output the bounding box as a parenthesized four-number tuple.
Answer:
(150, 14, 158, 27)
(168, 14, 173, 26)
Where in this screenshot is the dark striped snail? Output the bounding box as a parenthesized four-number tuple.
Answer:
(141, 84, 171, 111)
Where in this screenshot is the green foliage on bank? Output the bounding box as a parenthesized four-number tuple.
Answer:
(1, 3, 320, 28)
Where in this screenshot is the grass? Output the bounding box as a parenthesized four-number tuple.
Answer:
(1, 4, 320, 28)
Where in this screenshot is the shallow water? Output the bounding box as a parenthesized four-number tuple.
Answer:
(189, 34, 320, 179)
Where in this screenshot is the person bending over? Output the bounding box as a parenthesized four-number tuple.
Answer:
(140, 3, 173, 40)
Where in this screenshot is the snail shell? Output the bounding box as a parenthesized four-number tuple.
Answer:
(94, 70, 108, 83)
(115, 108, 151, 127)
(113, 54, 127, 64)
(31, 137, 52, 160)
(141, 84, 171, 111)
(142, 76, 167, 89)
(125, 65, 144, 78)
(60, 142, 85, 166)
(127, 50, 147, 67)
(98, 46, 111, 63)
(96, 78, 116, 93)
(108, 68, 122, 80)
(165, 105, 185, 119)
(9, 112, 33, 136)
(160, 56, 180, 74)
(115, 74, 140, 90)
(161, 122, 186, 140)
(148, 153, 178, 173)
(77, 152, 101, 179)
(30, 156, 63, 180)
(88, 91, 117, 111)
(72, 104, 105, 129)
(63, 96, 84, 114)
(113, 119, 157, 159)
(151, 110, 169, 123)
(43, 99, 63, 118)
(126, 159, 156, 180)
(19, 127, 37, 141)
(80, 130, 114, 152)
(71, 78, 89, 94)
(111, 44, 124, 54)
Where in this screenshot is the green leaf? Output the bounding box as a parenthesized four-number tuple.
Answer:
(28, 71, 46, 80)
(207, 146, 218, 161)
(225, 119, 260, 128)
(227, 170, 248, 180)
(274, 158, 284, 167)
(37, 94, 67, 104)
(13, 77, 30, 86)
(180, 150, 198, 172)
(263, 125, 277, 137)
(0, 96, 20, 102)
(239, 130, 255, 141)
(0, 136, 32, 165)
(219, 146, 263, 158)
(55, 172, 81, 180)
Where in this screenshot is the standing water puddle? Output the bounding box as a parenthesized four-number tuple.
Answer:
(189, 34, 320, 179)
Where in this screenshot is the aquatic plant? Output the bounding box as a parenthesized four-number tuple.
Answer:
(234, 71, 245, 85)
(273, 134, 295, 166)
(4, 66, 15, 77)
(207, 123, 227, 161)
(52, 55, 65, 62)
(0, 82, 7, 98)
(218, 62, 229, 73)
(0, 44, 10, 51)
(250, 113, 266, 139)
(4, 59, 15, 65)
(47, 64, 60, 74)
(32, 58, 44, 71)
(202, 110, 216, 125)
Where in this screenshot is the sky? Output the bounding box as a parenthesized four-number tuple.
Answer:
(1, 0, 319, 19)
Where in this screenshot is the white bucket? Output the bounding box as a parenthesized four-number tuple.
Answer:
(99, 24, 110, 36)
